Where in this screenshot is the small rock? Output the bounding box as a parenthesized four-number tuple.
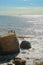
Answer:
(15, 59, 26, 65)
(7, 64, 12, 65)
(20, 60, 26, 65)
(13, 57, 21, 64)
(26, 57, 29, 59)
(15, 59, 21, 65)
(20, 41, 31, 49)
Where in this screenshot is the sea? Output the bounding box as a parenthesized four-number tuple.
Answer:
(0, 15, 43, 65)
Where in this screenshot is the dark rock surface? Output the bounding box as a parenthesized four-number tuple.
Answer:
(20, 41, 31, 49)
(0, 53, 19, 63)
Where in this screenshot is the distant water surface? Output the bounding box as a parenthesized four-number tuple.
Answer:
(0, 15, 43, 36)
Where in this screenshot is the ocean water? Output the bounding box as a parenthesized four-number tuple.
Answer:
(0, 15, 43, 65)
(0, 15, 43, 36)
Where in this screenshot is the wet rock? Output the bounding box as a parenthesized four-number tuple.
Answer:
(15, 59, 26, 65)
(7, 64, 12, 65)
(15, 59, 21, 65)
(26, 57, 29, 59)
(13, 57, 21, 64)
(20, 60, 26, 65)
(0, 32, 20, 55)
(20, 41, 31, 49)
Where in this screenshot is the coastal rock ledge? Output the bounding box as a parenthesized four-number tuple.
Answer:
(0, 32, 20, 55)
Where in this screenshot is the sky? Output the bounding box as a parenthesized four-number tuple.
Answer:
(0, 0, 43, 15)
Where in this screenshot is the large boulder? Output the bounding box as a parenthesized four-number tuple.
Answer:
(20, 41, 31, 49)
(0, 32, 20, 55)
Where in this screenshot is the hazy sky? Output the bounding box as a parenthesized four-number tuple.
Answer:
(0, 0, 43, 15)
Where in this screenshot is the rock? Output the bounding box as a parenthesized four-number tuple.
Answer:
(15, 59, 26, 65)
(15, 59, 21, 65)
(0, 32, 20, 55)
(20, 41, 31, 49)
(20, 60, 26, 65)
(13, 57, 21, 64)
